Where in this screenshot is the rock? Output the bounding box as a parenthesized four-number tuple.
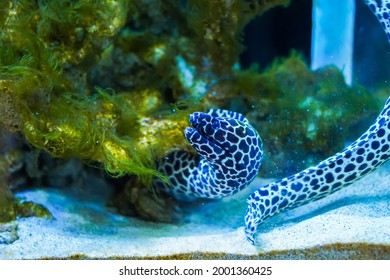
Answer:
(0, 223, 19, 245)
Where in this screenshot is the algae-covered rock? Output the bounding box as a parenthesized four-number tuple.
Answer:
(0, 0, 292, 183)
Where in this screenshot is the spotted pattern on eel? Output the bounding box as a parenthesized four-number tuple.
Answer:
(365, 0, 390, 41)
(155, 109, 263, 201)
(245, 97, 390, 244)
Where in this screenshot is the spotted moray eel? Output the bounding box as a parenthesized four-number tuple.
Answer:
(245, 97, 390, 243)
(245, 0, 390, 244)
(156, 109, 263, 200)
(156, 0, 390, 244)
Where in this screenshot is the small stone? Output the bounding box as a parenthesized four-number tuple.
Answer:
(0, 223, 19, 245)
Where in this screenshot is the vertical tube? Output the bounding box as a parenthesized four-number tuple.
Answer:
(311, 0, 356, 85)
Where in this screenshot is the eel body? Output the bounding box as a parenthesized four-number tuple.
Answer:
(245, 97, 390, 244)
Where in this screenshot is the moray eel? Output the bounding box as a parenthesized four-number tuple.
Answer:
(155, 109, 263, 201)
(245, 0, 390, 244)
(245, 97, 390, 244)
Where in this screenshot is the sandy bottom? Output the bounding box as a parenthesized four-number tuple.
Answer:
(0, 162, 389, 259)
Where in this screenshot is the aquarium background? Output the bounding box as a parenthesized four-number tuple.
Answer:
(242, 0, 390, 88)
(0, 0, 389, 259)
